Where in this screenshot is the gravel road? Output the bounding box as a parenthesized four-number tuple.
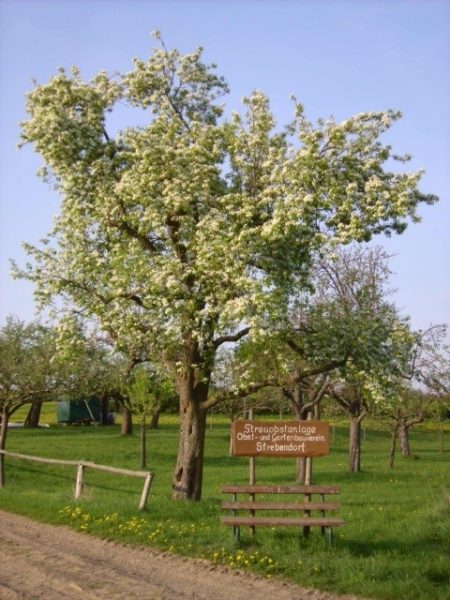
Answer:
(0, 511, 369, 600)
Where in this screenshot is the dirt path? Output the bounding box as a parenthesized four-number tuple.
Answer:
(0, 511, 368, 600)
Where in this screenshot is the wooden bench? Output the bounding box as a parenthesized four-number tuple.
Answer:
(221, 484, 344, 546)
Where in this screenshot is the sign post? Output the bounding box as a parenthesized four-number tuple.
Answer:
(248, 409, 256, 485)
(247, 409, 256, 536)
(231, 420, 329, 458)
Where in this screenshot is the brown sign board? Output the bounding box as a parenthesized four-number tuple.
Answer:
(231, 420, 329, 457)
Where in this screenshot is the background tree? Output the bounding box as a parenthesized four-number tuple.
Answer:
(52, 317, 132, 431)
(327, 374, 373, 473)
(16, 35, 436, 500)
(309, 246, 416, 473)
(327, 317, 414, 474)
(0, 317, 62, 486)
(228, 246, 408, 478)
(23, 399, 44, 428)
(380, 324, 449, 466)
(428, 396, 450, 455)
(384, 388, 429, 468)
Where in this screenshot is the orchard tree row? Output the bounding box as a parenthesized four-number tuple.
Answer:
(2, 34, 447, 498)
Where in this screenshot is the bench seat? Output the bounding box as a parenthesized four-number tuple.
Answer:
(221, 516, 345, 527)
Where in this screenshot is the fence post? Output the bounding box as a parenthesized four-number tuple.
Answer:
(138, 472, 154, 510)
(75, 462, 85, 500)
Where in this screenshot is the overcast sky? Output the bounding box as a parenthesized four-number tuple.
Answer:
(0, 0, 449, 334)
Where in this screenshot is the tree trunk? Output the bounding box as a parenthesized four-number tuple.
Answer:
(121, 405, 133, 435)
(140, 416, 147, 469)
(313, 402, 320, 420)
(101, 395, 110, 425)
(291, 387, 307, 483)
(388, 427, 397, 468)
(295, 410, 316, 484)
(24, 402, 42, 428)
(149, 408, 161, 430)
(348, 416, 361, 473)
(0, 409, 8, 487)
(172, 378, 208, 501)
(398, 419, 411, 457)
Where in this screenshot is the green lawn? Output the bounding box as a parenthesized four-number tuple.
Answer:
(1, 412, 449, 600)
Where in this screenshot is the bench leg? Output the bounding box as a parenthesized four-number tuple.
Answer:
(321, 494, 326, 535)
(233, 525, 241, 544)
(250, 493, 255, 537)
(303, 494, 311, 537)
(326, 527, 333, 548)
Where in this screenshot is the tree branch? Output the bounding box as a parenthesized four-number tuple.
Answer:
(282, 387, 293, 401)
(60, 278, 148, 310)
(201, 376, 277, 410)
(327, 385, 350, 411)
(114, 218, 160, 255)
(405, 415, 424, 428)
(285, 337, 304, 355)
(290, 356, 348, 383)
(213, 327, 251, 349)
(357, 406, 368, 424)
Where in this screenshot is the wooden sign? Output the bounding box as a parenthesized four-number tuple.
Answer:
(231, 420, 329, 457)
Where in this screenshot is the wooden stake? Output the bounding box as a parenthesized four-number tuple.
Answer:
(75, 463, 85, 499)
(138, 473, 154, 510)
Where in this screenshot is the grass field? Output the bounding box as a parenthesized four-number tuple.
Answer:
(1, 407, 449, 600)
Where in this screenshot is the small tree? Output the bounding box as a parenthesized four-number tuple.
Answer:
(128, 366, 154, 469)
(127, 364, 176, 467)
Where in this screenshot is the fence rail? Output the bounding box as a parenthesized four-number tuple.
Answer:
(0, 450, 154, 510)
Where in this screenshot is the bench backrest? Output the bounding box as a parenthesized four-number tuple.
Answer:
(222, 484, 340, 495)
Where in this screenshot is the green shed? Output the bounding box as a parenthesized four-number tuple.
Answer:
(56, 398, 101, 424)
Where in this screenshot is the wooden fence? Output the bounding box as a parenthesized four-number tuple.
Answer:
(0, 450, 154, 510)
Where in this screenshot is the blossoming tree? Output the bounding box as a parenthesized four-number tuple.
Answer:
(17, 35, 436, 499)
